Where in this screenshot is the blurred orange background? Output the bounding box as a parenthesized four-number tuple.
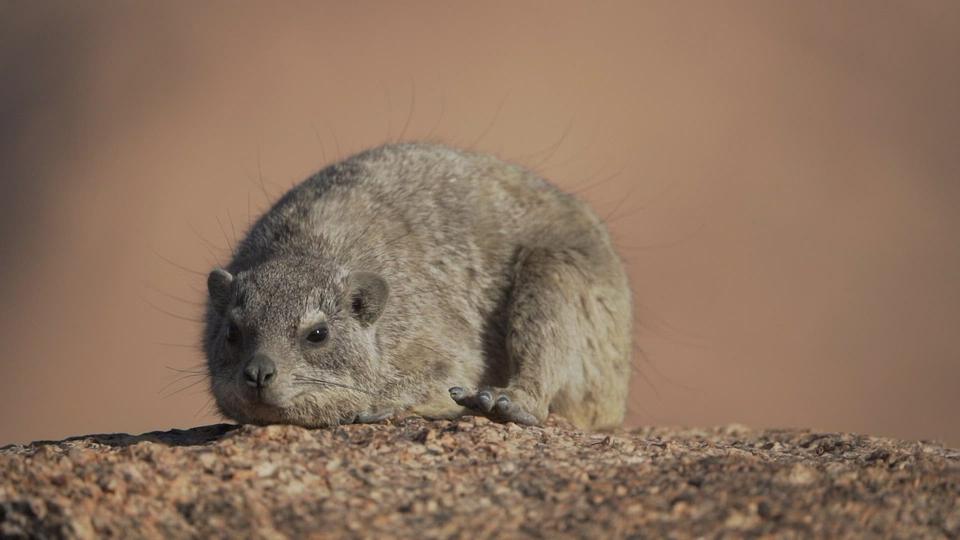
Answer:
(1, 2, 958, 446)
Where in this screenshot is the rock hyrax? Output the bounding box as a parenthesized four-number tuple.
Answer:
(203, 142, 632, 430)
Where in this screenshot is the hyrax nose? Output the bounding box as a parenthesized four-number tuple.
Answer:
(243, 354, 277, 389)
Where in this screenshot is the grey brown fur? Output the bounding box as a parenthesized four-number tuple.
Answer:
(203, 143, 632, 430)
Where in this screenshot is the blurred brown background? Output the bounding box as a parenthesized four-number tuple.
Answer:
(1, 2, 958, 446)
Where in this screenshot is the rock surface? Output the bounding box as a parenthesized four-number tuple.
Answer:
(1, 416, 959, 538)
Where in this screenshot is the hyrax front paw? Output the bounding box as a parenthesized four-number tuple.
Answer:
(448, 386, 541, 426)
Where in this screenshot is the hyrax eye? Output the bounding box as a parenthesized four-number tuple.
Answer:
(225, 322, 241, 344)
(306, 325, 329, 344)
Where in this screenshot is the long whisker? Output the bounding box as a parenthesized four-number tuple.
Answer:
(468, 91, 509, 149)
(160, 376, 208, 398)
(159, 372, 205, 394)
(292, 376, 375, 396)
(140, 297, 203, 323)
(151, 249, 206, 277)
(155, 342, 200, 350)
(143, 284, 204, 307)
(165, 365, 206, 374)
(397, 79, 416, 142)
(425, 96, 446, 141)
(195, 396, 218, 419)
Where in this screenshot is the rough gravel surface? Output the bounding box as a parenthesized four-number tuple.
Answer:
(1, 416, 959, 539)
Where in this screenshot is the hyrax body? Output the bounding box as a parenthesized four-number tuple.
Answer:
(204, 143, 632, 430)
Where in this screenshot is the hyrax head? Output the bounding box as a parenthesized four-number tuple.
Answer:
(203, 255, 391, 427)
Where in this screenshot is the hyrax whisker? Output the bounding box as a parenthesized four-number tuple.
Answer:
(194, 396, 217, 419)
(330, 128, 342, 159)
(215, 216, 233, 253)
(467, 91, 509, 150)
(144, 283, 204, 307)
(141, 297, 203, 324)
(160, 376, 208, 398)
(570, 164, 627, 196)
(159, 373, 206, 394)
(226, 207, 239, 248)
(424, 97, 446, 141)
(151, 249, 207, 277)
(396, 79, 416, 143)
(254, 147, 279, 202)
(292, 377, 375, 396)
(382, 82, 394, 142)
(310, 122, 328, 164)
(602, 180, 643, 224)
(517, 116, 575, 168)
(154, 342, 200, 350)
(186, 221, 226, 258)
(165, 365, 206, 374)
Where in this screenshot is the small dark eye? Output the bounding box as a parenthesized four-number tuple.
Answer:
(225, 322, 240, 344)
(306, 326, 328, 344)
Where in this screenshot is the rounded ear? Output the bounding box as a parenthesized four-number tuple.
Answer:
(347, 271, 389, 326)
(207, 268, 234, 313)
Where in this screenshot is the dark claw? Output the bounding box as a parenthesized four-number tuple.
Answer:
(477, 391, 493, 410)
(494, 395, 511, 412)
(449, 387, 465, 400)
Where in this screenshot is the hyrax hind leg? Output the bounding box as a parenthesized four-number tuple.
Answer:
(450, 245, 632, 430)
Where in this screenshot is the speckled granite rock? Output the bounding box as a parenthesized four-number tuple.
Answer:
(1, 416, 958, 538)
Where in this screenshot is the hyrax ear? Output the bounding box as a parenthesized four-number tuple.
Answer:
(347, 271, 389, 326)
(207, 268, 234, 313)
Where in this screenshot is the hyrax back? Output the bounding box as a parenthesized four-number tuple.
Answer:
(203, 142, 632, 430)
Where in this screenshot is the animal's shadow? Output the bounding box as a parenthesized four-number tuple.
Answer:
(4, 424, 240, 450)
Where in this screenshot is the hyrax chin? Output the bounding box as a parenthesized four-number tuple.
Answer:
(202, 142, 632, 431)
